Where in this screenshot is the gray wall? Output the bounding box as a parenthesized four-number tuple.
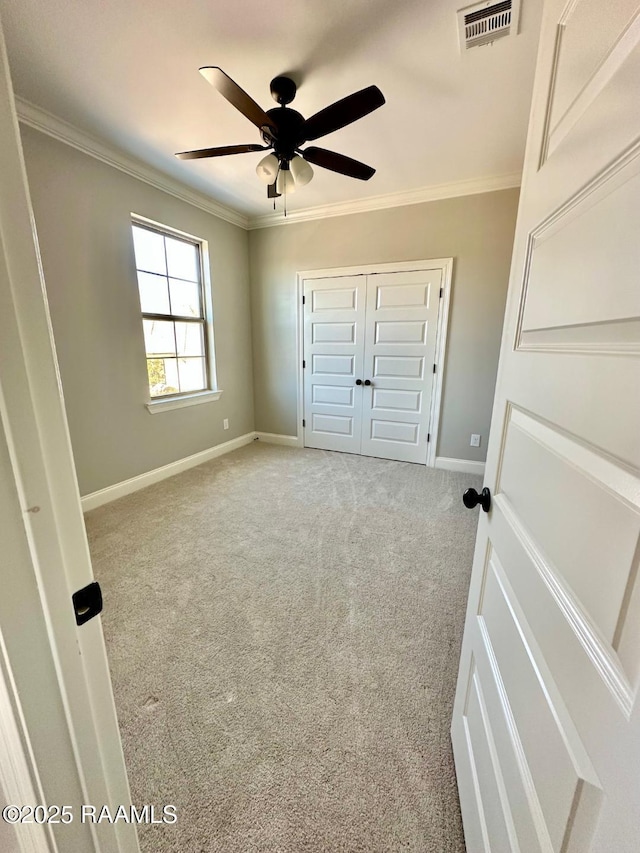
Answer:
(249, 189, 519, 462)
(22, 124, 518, 486)
(21, 127, 254, 496)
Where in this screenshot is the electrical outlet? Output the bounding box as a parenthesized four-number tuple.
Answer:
(223, 419, 229, 430)
(470, 434, 481, 447)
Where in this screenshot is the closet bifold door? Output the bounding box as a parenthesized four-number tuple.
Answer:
(359, 270, 441, 464)
(303, 275, 366, 453)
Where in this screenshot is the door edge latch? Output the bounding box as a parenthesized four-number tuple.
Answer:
(72, 581, 103, 626)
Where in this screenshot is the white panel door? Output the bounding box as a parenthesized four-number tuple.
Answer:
(360, 270, 441, 464)
(0, 13, 137, 852)
(303, 275, 366, 453)
(452, 2, 640, 852)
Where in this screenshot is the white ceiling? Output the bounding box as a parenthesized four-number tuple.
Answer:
(0, 0, 543, 218)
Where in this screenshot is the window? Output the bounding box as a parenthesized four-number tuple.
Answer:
(131, 218, 220, 412)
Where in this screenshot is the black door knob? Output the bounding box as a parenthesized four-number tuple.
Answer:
(355, 379, 363, 385)
(463, 487, 491, 513)
(364, 379, 372, 386)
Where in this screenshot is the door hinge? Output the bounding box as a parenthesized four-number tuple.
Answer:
(72, 581, 103, 626)
(427, 433, 431, 443)
(302, 419, 306, 427)
(439, 287, 443, 298)
(433, 363, 437, 374)
(302, 294, 305, 304)
(302, 359, 306, 369)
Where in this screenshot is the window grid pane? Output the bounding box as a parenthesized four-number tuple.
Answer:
(137, 271, 170, 315)
(168, 278, 202, 319)
(143, 318, 176, 357)
(133, 222, 209, 398)
(175, 321, 204, 357)
(147, 358, 180, 397)
(165, 236, 199, 282)
(178, 357, 207, 393)
(132, 226, 166, 275)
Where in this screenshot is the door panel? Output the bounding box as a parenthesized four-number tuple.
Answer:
(312, 384, 354, 406)
(375, 281, 431, 308)
(312, 353, 355, 375)
(478, 555, 585, 850)
(546, 0, 639, 126)
(452, 2, 640, 851)
(312, 285, 358, 311)
(303, 267, 446, 464)
(373, 354, 425, 378)
(360, 270, 441, 464)
(371, 387, 422, 413)
(498, 410, 639, 645)
(520, 169, 640, 337)
(468, 651, 546, 853)
(375, 320, 427, 344)
(312, 321, 356, 343)
(462, 660, 519, 853)
(312, 412, 353, 436)
(369, 418, 419, 444)
(304, 276, 365, 453)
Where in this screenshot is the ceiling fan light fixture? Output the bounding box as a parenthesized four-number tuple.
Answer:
(276, 162, 296, 195)
(290, 154, 314, 187)
(256, 152, 279, 184)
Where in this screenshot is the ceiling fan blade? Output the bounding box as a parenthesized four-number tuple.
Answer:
(176, 144, 267, 160)
(199, 67, 276, 133)
(303, 85, 385, 142)
(302, 146, 375, 180)
(267, 181, 281, 199)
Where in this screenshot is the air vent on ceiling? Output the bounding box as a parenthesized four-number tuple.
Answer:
(457, 0, 520, 51)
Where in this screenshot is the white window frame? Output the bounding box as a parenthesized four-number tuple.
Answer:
(131, 213, 222, 414)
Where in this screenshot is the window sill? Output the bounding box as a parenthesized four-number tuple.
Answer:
(145, 390, 223, 414)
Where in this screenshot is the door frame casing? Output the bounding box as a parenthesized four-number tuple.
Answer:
(0, 14, 137, 851)
(0, 647, 50, 853)
(296, 258, 453, 467)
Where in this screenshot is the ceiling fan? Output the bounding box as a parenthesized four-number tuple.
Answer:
(176, 68, 385, 199)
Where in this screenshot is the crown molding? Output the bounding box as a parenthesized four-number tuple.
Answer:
(247, 171, 522, 229)
(15, 98, 521, 232)
(15, 98, 249, 230)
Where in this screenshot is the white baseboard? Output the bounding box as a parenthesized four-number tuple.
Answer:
(81, 432, 256, 511)
(255, 432, 302, 447)
(435, 456, 486, 476)
(82, 436, 476, 511)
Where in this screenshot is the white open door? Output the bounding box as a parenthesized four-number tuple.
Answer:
(452, 1, 640, 851)
(0, 13, 137, 853)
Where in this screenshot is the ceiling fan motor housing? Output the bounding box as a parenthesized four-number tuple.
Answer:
(269, 75, 297, 105)
(261, 106, 306, 162)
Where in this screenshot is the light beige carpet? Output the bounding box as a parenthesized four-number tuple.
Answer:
(85, 443, 479, 852)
